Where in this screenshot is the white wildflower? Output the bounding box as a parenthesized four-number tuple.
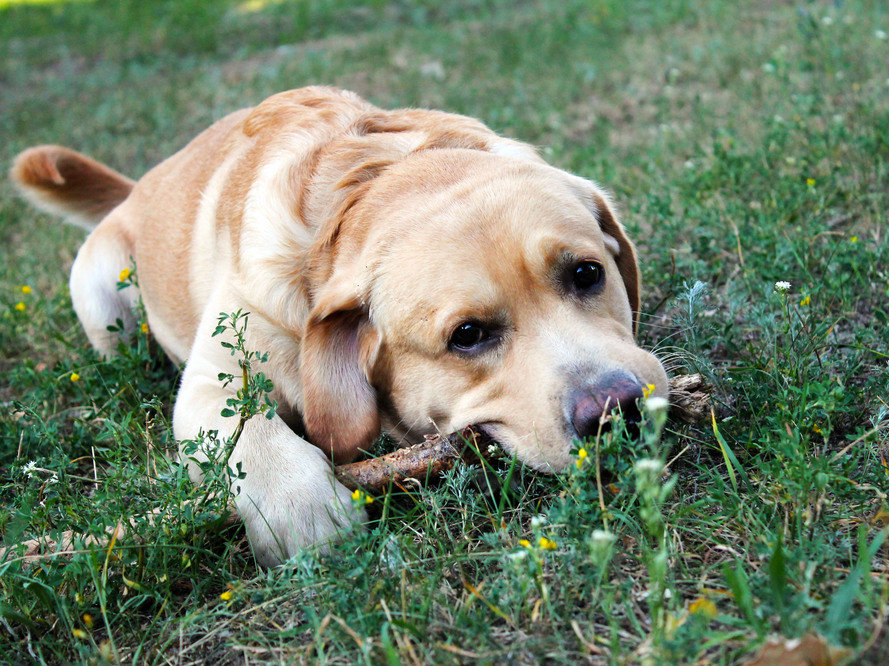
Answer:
(775, 281, 791, 292)
(876, 30, 887, 40)
(762, 63, 776, 74)
(47, 474, 59, 485)
(530, 515, 548, 529)
(590, 530, 616, 546)
(588, 529, 617, 566)
(821, 16, 834, 26)
(645, 396, 670, 413)
(634, 458, 663, 476)
(23, 461, 38, 479)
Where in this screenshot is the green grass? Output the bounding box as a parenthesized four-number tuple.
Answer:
(2, 0, 888, 662)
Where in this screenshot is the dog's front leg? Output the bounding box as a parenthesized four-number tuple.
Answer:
(172, 304, 364, 567)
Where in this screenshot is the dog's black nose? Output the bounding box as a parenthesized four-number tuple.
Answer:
(570, 371, 644, 441)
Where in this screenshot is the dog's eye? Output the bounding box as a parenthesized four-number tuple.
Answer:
(571, 261, 604, 294)
(449, 322, 494, 352)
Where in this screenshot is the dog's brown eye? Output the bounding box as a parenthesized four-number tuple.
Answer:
(571, 261, 604, 294)
(449, 322, 493, 352)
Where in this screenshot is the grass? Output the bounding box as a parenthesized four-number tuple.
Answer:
(1, 0, 888, 662)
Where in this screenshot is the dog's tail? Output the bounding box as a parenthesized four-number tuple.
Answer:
(10, 145, 135, 232)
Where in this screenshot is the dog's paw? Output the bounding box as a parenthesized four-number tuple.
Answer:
(233, 447, 365, 567)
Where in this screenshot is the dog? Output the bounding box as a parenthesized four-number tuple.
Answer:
(12, 86, 668, 566)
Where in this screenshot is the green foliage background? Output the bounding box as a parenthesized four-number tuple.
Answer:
(1, 0, 888, 662)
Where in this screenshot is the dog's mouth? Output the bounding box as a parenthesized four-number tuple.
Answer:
(463, 421, 558, 470)
(448, 422, 504, 459)
(460, 408, 644, 473)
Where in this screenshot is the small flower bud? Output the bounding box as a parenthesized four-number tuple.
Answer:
(644, 397, 669, 413)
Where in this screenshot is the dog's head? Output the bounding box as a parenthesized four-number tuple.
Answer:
(300, 148, 667, 469)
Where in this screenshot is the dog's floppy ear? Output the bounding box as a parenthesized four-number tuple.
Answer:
(591, 191, 640, 334)
(300, 278, 381, 463)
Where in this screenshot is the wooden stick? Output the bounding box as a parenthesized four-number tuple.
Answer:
(668, 372, 710, 423)
(335, 426, 487, 491)
(0, 375, 708, 566)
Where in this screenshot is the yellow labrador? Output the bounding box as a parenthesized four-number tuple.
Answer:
(12, 87, 667, 565)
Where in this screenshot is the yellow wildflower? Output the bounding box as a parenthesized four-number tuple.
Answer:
(141, 322, 149, 334)
(82, 614, 93, 629)
(119, 267, 131, 282)
(219, 590, 233, 601)
(538, 537, 558, 551)
(351, 488, 373, 504)
(799, 295, 811, 306)
(14, 302, 26, 312)
(689, 597, 718, 618)
(70, 372, 80, 382)
(576, 447, 588, 468)
(806, 178, 815, 187)
(813, 423, 823, 434)
(519, 539, 531, 548)
(72, 629, 88, 639)
(21, 285, 32, 294)
(642, 383, 656, 399)
(850, 235, 859, 243)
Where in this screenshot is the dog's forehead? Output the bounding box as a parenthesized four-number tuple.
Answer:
(363, 160, 610, 333)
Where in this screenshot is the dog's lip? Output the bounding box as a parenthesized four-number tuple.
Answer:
(467, 422, 510, 454)
(450, 421, 497, 443)
(472, 423, 497, 442)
